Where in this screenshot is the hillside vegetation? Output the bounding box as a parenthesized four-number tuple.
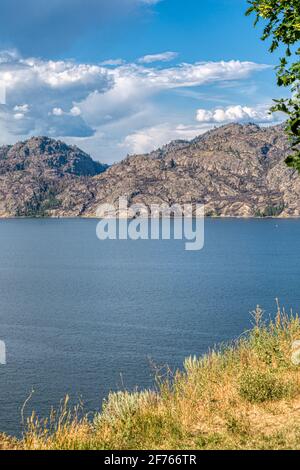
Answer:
(2, 124, 300, 218)
(1, 304, 300, 450)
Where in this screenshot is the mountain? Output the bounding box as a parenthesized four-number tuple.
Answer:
(0, 124, 299, 218)
(85, 123, 300, 218)
(0, 137, 108, 217)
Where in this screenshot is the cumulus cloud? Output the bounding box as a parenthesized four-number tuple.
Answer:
(78, 60, 269, 128)
(121, 123, 212, 154)
(138, 51, 179, 64)
(70, 106, 82, 117)
(0, 50, 271, 158)
(50, 106, 82, 117)
(51, 108, 64, 117)
(0, 51, 113, 137)
(0, 0, 160, 56)
(120, 103, 283, 155)
(196, 104, 279, 124)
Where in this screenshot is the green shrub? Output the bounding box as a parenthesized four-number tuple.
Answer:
(239, 370, 294, 403)
(93, 390, 157, 428)
(255, 204, 284, 217)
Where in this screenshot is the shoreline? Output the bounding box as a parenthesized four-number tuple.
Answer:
(1, 306, 300, 450)
(0, 215, 300, 221)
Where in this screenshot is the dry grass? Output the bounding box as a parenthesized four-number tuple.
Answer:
(2, 303, 300, 450)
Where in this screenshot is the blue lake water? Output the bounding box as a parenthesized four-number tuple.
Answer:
(0, 218, 300, 436)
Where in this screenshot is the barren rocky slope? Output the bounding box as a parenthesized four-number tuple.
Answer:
(0, 123, 299, 218)
(0, 137, 108, 217)
(87, 123, 300, 218)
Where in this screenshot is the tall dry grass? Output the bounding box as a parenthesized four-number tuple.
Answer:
(2, 302, 300, 450)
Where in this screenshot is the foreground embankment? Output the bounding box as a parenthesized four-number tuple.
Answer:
(1, 305, 300, 450)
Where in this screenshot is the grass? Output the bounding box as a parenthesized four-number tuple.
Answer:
(2, 302, 300, 450)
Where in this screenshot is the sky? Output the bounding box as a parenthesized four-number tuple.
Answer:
(0, 0, 287, 163)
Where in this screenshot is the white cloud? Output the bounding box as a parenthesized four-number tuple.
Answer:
(126, 60, 268, 89)
(78, 60, 269, 129)
(99, 59, 126, 66)
(0, 50, 272, 160)
(138, 51, 178, 64)
(196, 104, 279, 124)
(52, 107, 64, 116)
(70, 106, 82, 117)
(13, 104, 30, 113)
(14, 113, 25, 120)
(50, 106, 82, 117)
(121, 123, 211, 154)
(0, 52, 112, 137)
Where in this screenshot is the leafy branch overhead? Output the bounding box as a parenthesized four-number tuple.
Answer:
(246, 0, 300, 171)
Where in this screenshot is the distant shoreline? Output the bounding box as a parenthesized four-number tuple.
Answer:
(0, 216, 300, 221)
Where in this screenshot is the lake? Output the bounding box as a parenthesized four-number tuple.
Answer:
(0, 218, 300, 436)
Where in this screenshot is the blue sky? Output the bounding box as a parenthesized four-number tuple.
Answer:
(71, 0, 274, 64)
(0, 0, 286, 162)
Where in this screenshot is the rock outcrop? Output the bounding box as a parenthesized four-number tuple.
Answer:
(0, 124, 299, 218)
(86, 123, 300, 218)
(0, 137, 107, 217)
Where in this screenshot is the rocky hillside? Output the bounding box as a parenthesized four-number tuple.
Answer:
(86, 123, 300, 218)
(0, 137, 108, 217)
(0, 124, 299, 218)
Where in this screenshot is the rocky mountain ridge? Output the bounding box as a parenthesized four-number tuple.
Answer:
(0, 123, 299, 218)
